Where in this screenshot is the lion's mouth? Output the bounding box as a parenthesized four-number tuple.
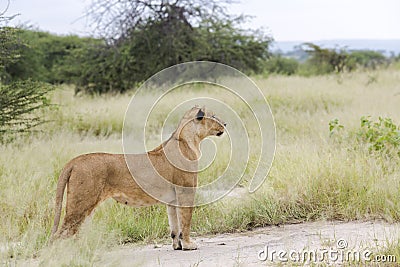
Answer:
(216, 131, 224, 136)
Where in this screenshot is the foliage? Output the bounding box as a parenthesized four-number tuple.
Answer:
(0, 7, 54, 140)
(0, 80, 54, 137)
(198, 18, 271, 74)
(73, 42, 132, 94)
(328, 118, 344, 137)
(3, 29, 101, 84)
(0, 27, 20, 81)
(0, 2, 21, 82)
(357, 116, 400, 156)
(263, 55, 299, 75)
(1, 3, 21, 82)
(86, 0, 236, 39)
(329, 116, 400, 157)
(349, 50, 387, 69)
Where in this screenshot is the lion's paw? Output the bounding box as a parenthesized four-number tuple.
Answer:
(181, 240, 197, 250)
(172, 239, 182, 250)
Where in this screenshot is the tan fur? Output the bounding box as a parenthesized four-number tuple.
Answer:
(51, 107, 226, 250)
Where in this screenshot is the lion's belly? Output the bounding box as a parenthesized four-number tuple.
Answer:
(112, 186, 176, 207)
(113, 192, 158, 207)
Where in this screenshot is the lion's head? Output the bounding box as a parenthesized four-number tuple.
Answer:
(176, 106, 226, 141)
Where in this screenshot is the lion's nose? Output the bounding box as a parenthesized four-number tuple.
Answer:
(223, 123, 227, 127)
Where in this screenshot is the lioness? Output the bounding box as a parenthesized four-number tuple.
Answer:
(51, 106, 226, 250)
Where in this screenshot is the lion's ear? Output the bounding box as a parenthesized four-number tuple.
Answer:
(196, 109, 205, 120)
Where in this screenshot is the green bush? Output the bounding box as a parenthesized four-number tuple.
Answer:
(264, 55, 299, 75)
(3, 29, 100, 84)
(1, 21, 55, 141)
(328, 118, 344, 137)
(357, 116, 400, 156)
(329, 116, 400, 157)
(349, 50, 387, 69)
(0, 26, 25, 83)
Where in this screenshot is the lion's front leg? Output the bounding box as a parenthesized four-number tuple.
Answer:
(177, 206, 197, 250)
(167, 205, 181, 250)
(175, 187, 197, 250)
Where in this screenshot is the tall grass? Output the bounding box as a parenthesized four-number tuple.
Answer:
(0, 69, 399, 264)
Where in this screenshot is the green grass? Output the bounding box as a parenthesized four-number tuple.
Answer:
(0, 69, 399, 264)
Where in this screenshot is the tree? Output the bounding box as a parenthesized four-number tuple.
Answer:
(76, 0, 272, 93)
(198, 17, 270, 73)
(86, 0, 236, 40)
(301, 43, 355, 74)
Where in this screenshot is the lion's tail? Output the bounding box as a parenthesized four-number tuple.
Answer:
(51, 164, 73, 238)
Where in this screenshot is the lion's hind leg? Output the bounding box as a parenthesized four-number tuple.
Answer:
(57, 199, 99, 238)
(56, 175, 105, 238)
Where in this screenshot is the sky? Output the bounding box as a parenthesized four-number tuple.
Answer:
(2, 0, 400, 41)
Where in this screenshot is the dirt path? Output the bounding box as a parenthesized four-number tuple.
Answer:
(98, 220, 399, 266)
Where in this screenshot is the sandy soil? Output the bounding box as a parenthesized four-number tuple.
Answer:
(97, 220, 399, 266)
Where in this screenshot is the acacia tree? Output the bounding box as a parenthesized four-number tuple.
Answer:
(301, 43, 355, 74)
(0, 1, 53, 139)
(86, 0, 236, 40)
(76, 0, 272, 93)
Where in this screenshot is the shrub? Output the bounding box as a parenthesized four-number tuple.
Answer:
(357, 116, 400, 156)
(328, 118, 344, 137)
(349, 50, 387, 69)
(3, 29, 101, 84)
(0, 80, 54, 139)
(329, 116, 400, 157)
(1, 17, 55, 141)
(264, 55, 299, 75)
